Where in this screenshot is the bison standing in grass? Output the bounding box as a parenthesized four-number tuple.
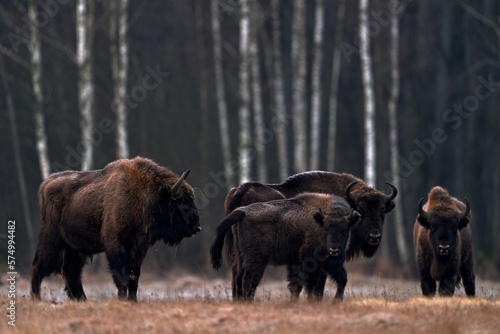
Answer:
(32, 157, 201, 301)
(211, 194, 360, 302)
(222, 171, 397, 298)
(413, 186, 475, 297)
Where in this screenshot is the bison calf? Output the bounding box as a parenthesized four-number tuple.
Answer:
(32, 157, 201, 301)
(413, 186, 475, 297)
(211, 194, 360, 302)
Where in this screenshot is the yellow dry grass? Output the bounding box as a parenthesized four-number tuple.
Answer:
(2, 295, 500, 334)
(2, 272, 500, 334)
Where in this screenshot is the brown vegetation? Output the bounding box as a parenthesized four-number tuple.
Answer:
(2, 275, 500, 334)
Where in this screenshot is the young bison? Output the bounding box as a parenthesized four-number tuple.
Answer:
(211, 194, 360, 302)
(413, 186, 475, 297)
(32, 157, 201, 301)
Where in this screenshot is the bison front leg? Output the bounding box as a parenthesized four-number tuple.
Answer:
(127, 248, 148, 301)
(330, 267, 347, 302)
(106, 249, 130, 299)
(418, 268, 436, 297)
(286, 264, 303, 301)
(61, 248, 87, 301)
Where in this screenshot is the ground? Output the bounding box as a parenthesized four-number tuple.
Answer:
(1, 270, 500, 333)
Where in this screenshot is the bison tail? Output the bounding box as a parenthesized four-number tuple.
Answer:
(210, 210, 245, 271)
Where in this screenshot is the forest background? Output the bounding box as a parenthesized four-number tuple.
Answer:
(1, 0, 499, 280)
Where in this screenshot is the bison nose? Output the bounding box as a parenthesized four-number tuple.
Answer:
(438, 244, 450, 255)
(329, 247, 341, 257)
(195, 226, 202, 233)
(368, 232, 381, 245)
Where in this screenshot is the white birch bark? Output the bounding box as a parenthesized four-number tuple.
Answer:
(1, 54, 34, 246)
(291, 0, 307, 173)
(211, 0, 233, 185)
(309, 0, 324, 171)
(110, 0, 129, 159)
(77, 0, 94, 170)
(250, 10, 267, 182)
(359, 0, 376, 187)
(28, 0, 50, 179)
(327, 0, 346, 171)
(238, 0, 251, 184)
(272, 0, 289, 180)
(387, 3, 409, 265)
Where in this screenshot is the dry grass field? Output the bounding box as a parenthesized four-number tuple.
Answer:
(1, 271, 500, 333)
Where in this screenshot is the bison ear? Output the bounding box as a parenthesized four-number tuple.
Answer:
(386, 200, 395, 213)
(458, 216, 470, 229)
(158, 185, 171, 200)
(313, 208, 326, 226)
(417, 214, 430, 229)
(346, 209, 361, 227)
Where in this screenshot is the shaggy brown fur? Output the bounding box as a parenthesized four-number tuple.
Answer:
(212, 193, 360, 302)
(222, 172, 397, 299)
(413, 186, 475, 297)
(32, 157, 201, 301)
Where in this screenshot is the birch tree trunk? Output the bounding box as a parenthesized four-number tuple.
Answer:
(28, 0, 50, 179)
(250, 6, 267, 182)
(387, 3, 409, 266)
(238, 0, 251, 184)
(77, 0, 94, 170)
(359, 0, 376, 187)
(291, 0, 307, 173)
(309, 0, 324, 171)
(272, 0, 289, 181)
(195, 0, 209, 176)
(1, 54, 34, 247)
(327, 0, 346, 171)
(211, 0, 233, 186)
(110, 0, 129, 159)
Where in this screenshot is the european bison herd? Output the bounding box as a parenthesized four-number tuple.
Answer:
(31, 156, 475, 302)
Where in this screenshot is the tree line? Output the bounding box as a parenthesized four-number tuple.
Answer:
(1, 0, 499, 278)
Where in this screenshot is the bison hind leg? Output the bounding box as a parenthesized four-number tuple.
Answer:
(61, 249, 88, 301)
(438, 278, 456, 297)
(31, 249, 63, 300)
(241, 262, 267, 302)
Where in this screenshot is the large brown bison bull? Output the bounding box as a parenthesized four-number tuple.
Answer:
(211, 193, 360, 302)
(413, 186, 475, 297)
(31, 157, 201, 301)
(222, 171, 397, 298)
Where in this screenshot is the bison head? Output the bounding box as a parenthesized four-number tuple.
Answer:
(314, 207, 361, 262)
(345, 181, 397, 258)
(152, 170, 201, 245)
(417, 198, 470, 260)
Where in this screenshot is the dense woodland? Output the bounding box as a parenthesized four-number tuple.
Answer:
(1, 0, 499, 279)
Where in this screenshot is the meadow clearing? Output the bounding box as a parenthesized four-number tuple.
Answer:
(1, 269, 500, 334)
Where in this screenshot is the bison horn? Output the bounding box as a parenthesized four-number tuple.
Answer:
(458, 197, 470, 221)
(171, 169, 190, 195)
(417, 198, 429, 221)
(318, 207, 327, 220)
(346, 181, 359, 205)
(385, 182, 398, 201)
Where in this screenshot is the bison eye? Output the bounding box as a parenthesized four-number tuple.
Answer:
(430, 225, 436, 232)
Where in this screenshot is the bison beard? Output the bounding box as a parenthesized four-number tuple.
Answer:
(31, 157, 201, 301)
(413, 186, 475, 297)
